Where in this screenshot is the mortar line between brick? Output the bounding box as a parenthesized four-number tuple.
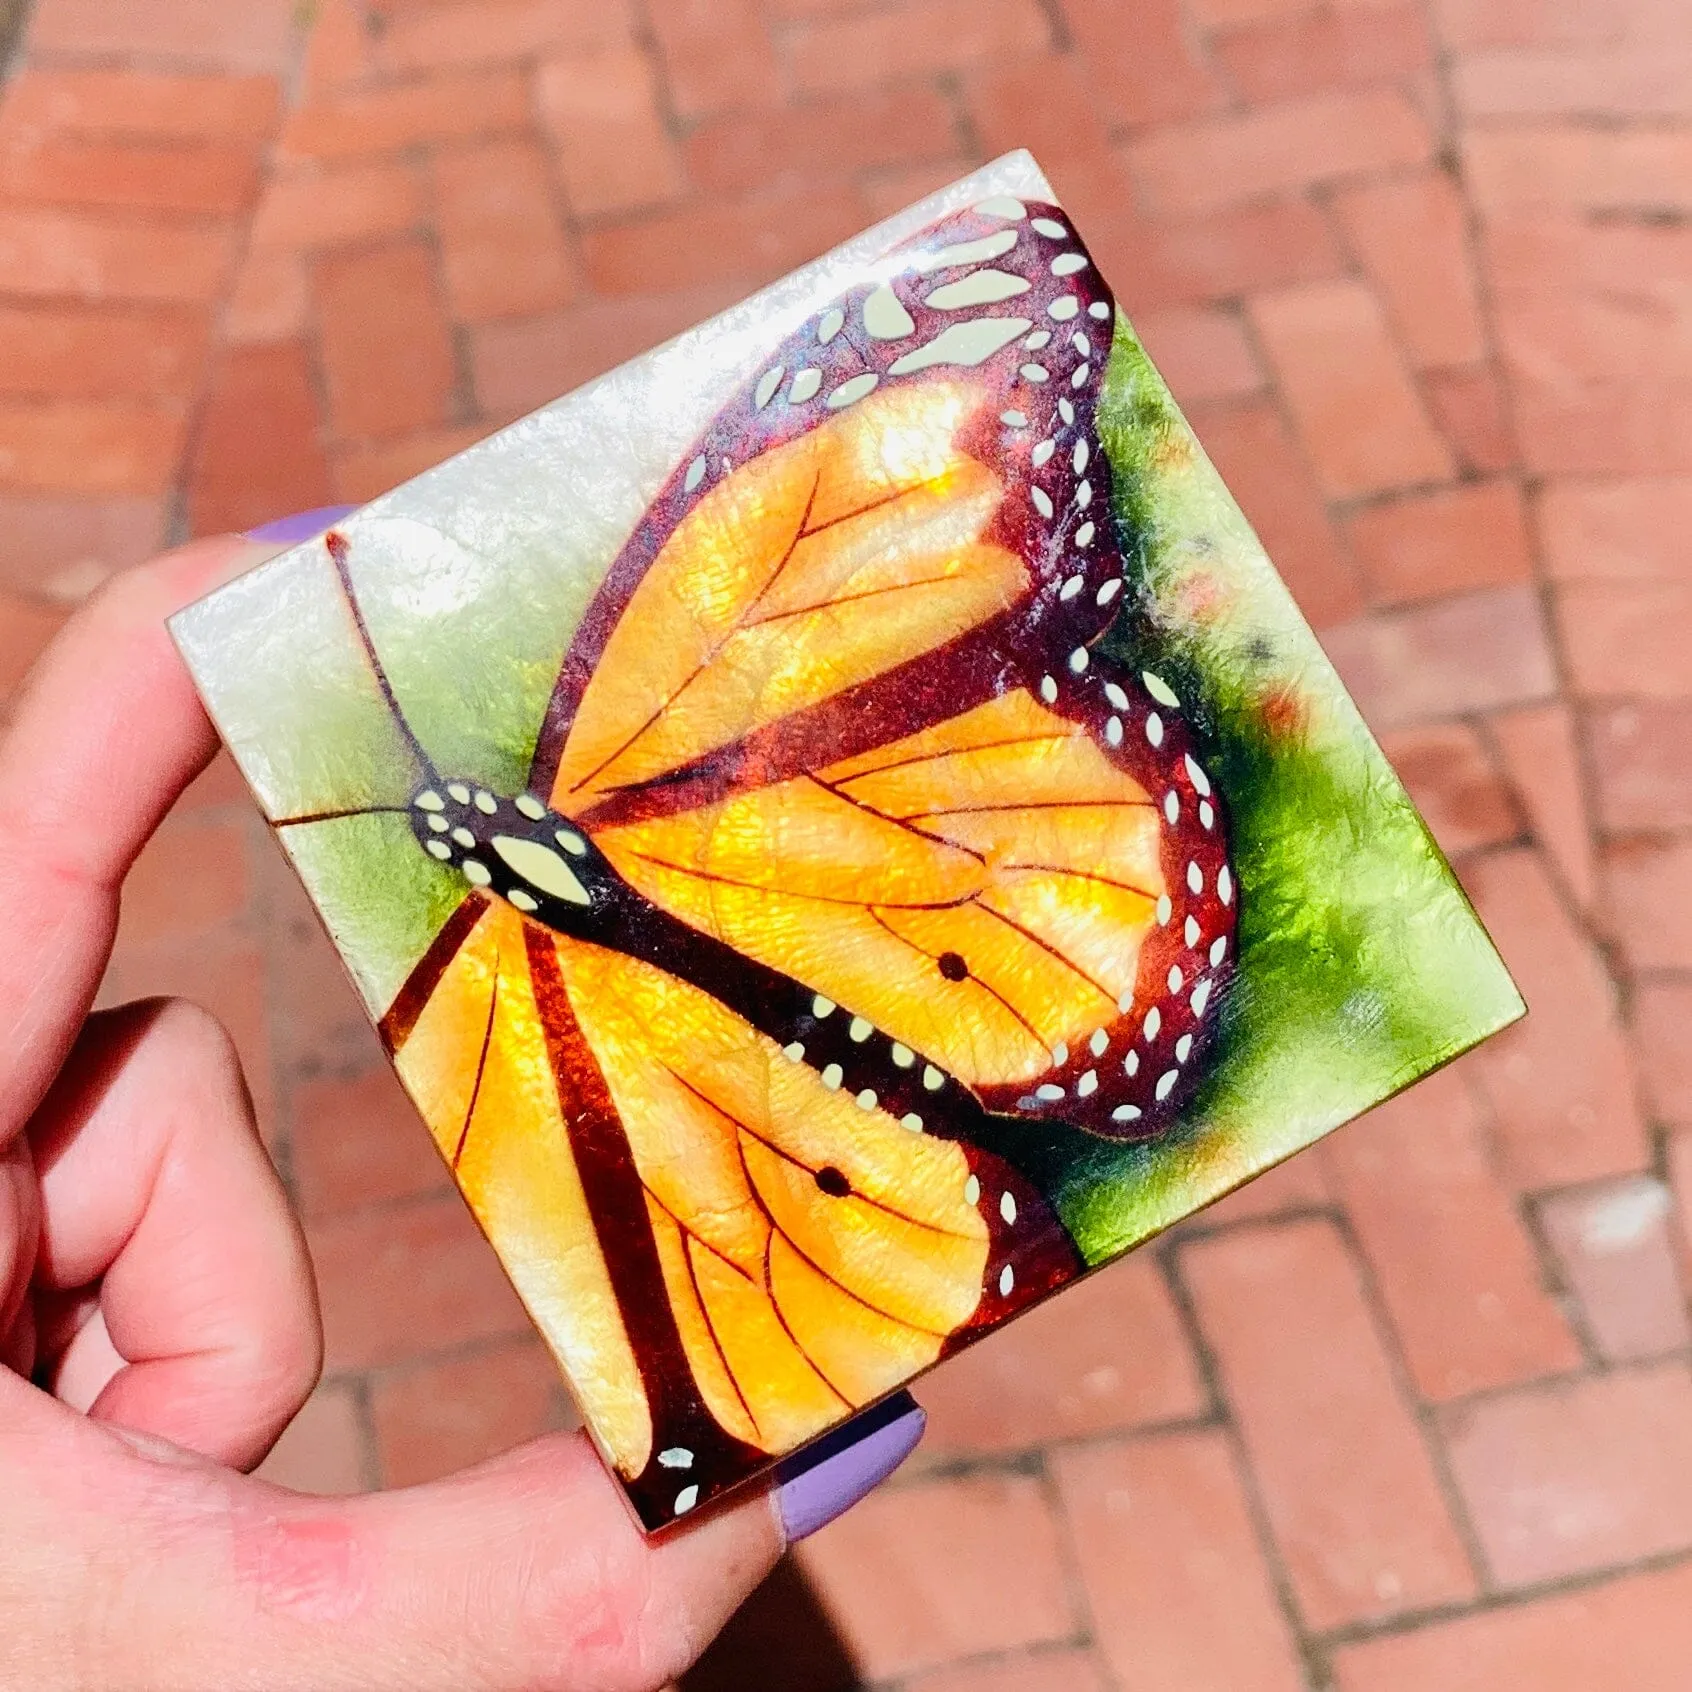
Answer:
(1157, 1232, 1328, 1690)
(1425, 14, 1626, 977)
(1325, 1203, 1500, 1598)
(1314, 1537, 1692, 1655)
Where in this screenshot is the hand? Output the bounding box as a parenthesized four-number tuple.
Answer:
(0, 536, 818, 1692)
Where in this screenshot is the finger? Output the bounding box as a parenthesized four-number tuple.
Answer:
(14, 1424, 781, 1692)
(0, 536, 277, 1143)
(28, 998, 321, 1468)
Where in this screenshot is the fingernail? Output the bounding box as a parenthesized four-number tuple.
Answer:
(243, 505, 360, 544)
(775, 1392, 925, 1544)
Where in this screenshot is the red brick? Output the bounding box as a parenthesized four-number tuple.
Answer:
(1124, 89, 1434, 218)
(1333, 1559, 1692, 1692)
(1331, 172, 1488, 371)
(1422, 363, 1518, 475)
(1443, 1364, 1692, 1586)
(1637, 983, 1692, 1125)
(1052, 1431, 1306, 1692)
(222, 248, 306, 345)
(249, 162, 426, 252)
(686, 87, 957, 196)
(186, 341, 332, 538)
(470, 284, 742, 416)
(0, 492, 163, 596)
(297, 0, 380, 98)
(278, 69, 532, 163)
(0, 399, 187, 496)
(332, 425, 493, 503)
(0, 592, 67, 701)
(647, 0, 780, 117)
(309, 1192, 531, 1371)
(1456, 44, 1692, 119)
(1591, 699, 1692, 831)
(962, 53, 1115, 167)
(254, 1382, 369, 1495)
(432, 140, 575, 324)
(793, 1474, 1075, 1681)
(314, 242, 456, 442)
(1539, 475, 1692, 583)
(119, 816, 250, 946)
(581, 184, 864, 296)
(1377, 721, 1521, 857)
(917, 1255, 1205, 1460)
(1113, 195, 1346, 311)
(1215, 4, 1434, 104)
(1346, 480, 1532, 608)
(1321, 585, 1557, 731)
(1465, 124, 1692, 215)
(0, 207, 232, 304)
(0, 136, 260, 217)
(1188, 0, 1323, 25)
(1487, 213, 1692, 315)
(1513, 376, 1692, 479)
(1430, 0, 1628, 51)
(1182, 1218, 1475, 1627)
(534, 45, 685, 220)
(101, 933, 273, 1130)
(1326, 1068, 1581, 1399)
(1463, 848, 1649, 1188)
(1557, 582, 1692, 700)
(290, 1064, 448, 1220)
(906, 1654, 1110, 1692)
(1200, 1143, 1334, 1226)
(1065, 0, 1225, 127)
(1492, 701, 1597, 907)
(1184, 398, 1363, 629)
(175, 749, 248, 815)
(1250, 279, 1455, 498)
(1541, 1177, 1690, 1360)
(784, 0, 1052, 94)
(1498, 288, 1692, 391)
(27, 0, 296, 73)
(0, 69, 280, 144)
(371, 1338, 569, 1486)
(1132, 304, 1264, 405)
(375, 0, 630, 75)
(0, 303, 206, 402)
(1605, 839, 1692, 972)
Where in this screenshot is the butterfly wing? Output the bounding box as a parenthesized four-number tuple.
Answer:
(542, 199, 1236, 1137)
(383, 890, 1072, 1526)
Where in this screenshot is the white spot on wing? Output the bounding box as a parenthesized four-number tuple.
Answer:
(888, 318, 1032, 374)
(755, 366, 784, 409)
(825, 372, 880, 408)
(863, 282, 915, 340)
(913, 229, 1019, 271)
(788, 367, 822, 404)
(924, 268, 1031, 309)
(973, 196, 1027, 221)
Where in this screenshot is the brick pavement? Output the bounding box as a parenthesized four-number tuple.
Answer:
(2, 0, 1690, 1685)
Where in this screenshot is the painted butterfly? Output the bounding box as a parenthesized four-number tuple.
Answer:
(279, 196, 1236, 1528)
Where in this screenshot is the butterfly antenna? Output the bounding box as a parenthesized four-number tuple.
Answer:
(325, 529, 439, 782)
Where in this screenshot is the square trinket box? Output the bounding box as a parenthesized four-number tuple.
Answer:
(172, 153, 1524, 1534)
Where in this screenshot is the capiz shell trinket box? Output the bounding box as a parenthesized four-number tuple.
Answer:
(172, 154, 1523, 1533)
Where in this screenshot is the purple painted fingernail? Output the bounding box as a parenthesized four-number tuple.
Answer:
(776, 1392, 925, 1544)
(243, 505, 360, 544)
